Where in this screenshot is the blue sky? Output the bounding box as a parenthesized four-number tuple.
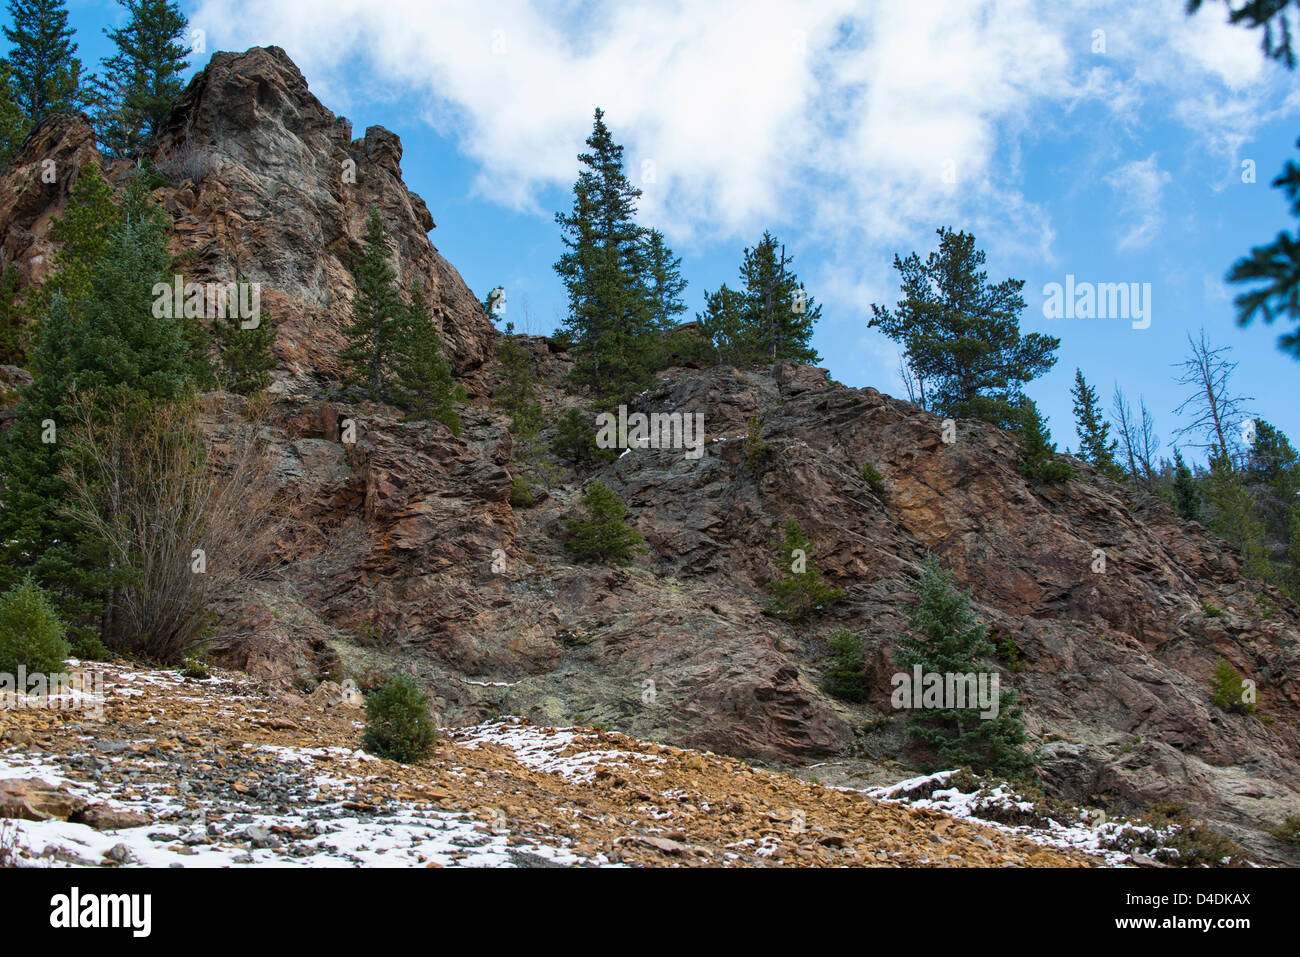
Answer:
(64, 1, 1300, 463)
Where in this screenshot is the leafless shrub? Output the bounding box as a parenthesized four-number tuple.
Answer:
(153, 140, 218, 187)
(0, 820, 23, 868)
(60, 391, 293, 663)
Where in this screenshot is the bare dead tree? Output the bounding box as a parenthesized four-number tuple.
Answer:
(1173, 330, 1254, 466)
(1136, 395, 1161, 487)
(1112, 385, 1141, 482)
(60, 392, 292, 663)
(898, 351, 927, 408)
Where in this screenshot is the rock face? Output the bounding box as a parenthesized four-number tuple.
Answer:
(0, 46, 494, 392)
(1, 46, 1298, 864)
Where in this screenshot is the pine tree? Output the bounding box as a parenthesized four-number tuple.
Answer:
(1172, 448, 1202, 522)
(3, 0, 82, 123)
(1206, 450, 1273, 583)
(766, 518, 845, 623)
(0, 264, 23, 364)
(0, 61, 30, 166)
(737, 232, 820, 365)
(493, 331, 542, 440)
(1071, 368, 1123, 479)
(554, 109, 657, 403)
(551, 407, 616, 470)
(1014, 396, 1071, 484)
(822, 627, 869, 703)
(92, 0, 190, 158)
(391, 280, 464, 433)
(0, 181, 187, 641)
(871, 227, 1058, 430)
(34, 160, 118, 324)
(697, 284, 746, 366)
(214, 289, 276, 395)
(643, 228, 687, 332)
(340, 208, 401, 400)
(565, 480, 644, 564)
(893, 556, 1035, 777)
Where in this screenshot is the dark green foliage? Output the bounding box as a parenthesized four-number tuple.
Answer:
(736, 232, 821, 365)
(0, 61, 29, 166)
(0, 177, 184, 642)
(643, 227, 687, 333)
(554, 109, 657, 404)
(893, 557, 1035, 777)
(0, 576, 68, 675)
(1070, 369, 1124, 479)
(1013, 396, 1072, 484)
(565, 480, 643, 565)
(3, 0, 83, 123)
(870, 227, 1058, 427)
(742, 414, 771, 474)
(822, 627, 869, 702)
(1172, 449, 1202, 521)
(565, 480, 643, 563)
(861, 460, 887, 498)
(0, 264, 24, 364)
(340, 208, 401, 399)
(1205, 451, 1273, 582)
(361, 673, 438, 763)
(92, 0, 190, 158)
(1208, 657, 1256, 715)
(766, 518, 845, 623)
(551, 407, 616, 469)
(493, 332, 542, 440)
(1186, 2, 1300, 357)
(508, 476, 537, 508)
(214, 292, 276, 395)
(391, 281, 464, 433)
(697, 284, 747, 366)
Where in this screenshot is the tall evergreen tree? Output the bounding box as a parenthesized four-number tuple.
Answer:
(1206, 450, 1273, 582)
(554, 108, 656, 404)
(340, 208, 401, 400)
(3, 0, 82, 123)
(1014, 396, 1071, 484)
(0, 179, 189, 642)
(214, 290, 276, 395)
(0, 60, 29, 165)
(893, 556, 1035, 778)
(391, 280, 464, 433)
(92, 0, 189, 158)
(1070, 368, 1123, 479)
(642, 227, 687, 332)
(697, 283, 747, 366)
(870, 227, 1058, 430)
(737, 231, 820, 365)
(1172, 449, 1202, 522)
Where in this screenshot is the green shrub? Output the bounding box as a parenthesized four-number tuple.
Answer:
(551, 408, 617, 469)
(1268, 814, 1300, 844)
(361, 674, 438, 763)
(1202, 601, 1224, 618)
(861, 460, 886, 498)
(822, 628, 869, 702)
(766, 518, 845, 623)
(1208, 658, 1256, 715)
(742, 415, 771, 473)
(0, 578, 70, 677)
(509, 476, 537, 508)
(565, 481, 644, 565)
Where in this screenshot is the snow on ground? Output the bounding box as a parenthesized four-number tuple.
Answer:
(451, 718, 667, 784)
(859, 770, 1167, 866)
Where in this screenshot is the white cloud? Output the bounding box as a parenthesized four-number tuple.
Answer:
(188, 0, 1299, 283)
(1104, 153, 1172, 251)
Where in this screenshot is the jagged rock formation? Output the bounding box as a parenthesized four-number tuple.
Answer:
(1, 46, 1297, 865)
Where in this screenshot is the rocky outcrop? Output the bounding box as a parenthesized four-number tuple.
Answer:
(0, 46, 495, 393)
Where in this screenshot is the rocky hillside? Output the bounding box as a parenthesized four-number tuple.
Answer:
(1, 46, 1297, 866)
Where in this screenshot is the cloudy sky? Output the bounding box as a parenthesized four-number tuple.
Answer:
(74, 0, 1300, 458)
